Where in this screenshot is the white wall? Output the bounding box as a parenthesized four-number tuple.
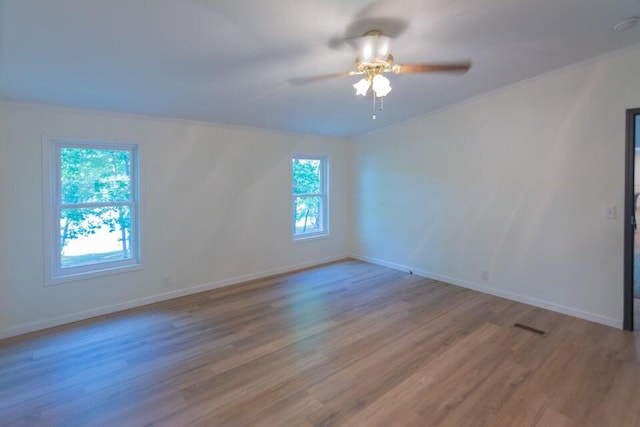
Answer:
(3, 46, 639, 338)
(0, 102, 350, 338)
(351, 45, 640, 328)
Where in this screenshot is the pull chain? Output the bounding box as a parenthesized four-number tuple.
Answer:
(371, 94, 385, 119)
(372, 92, 376, 120)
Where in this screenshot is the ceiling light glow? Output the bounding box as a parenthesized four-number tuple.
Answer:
(362, 43, 373, 60)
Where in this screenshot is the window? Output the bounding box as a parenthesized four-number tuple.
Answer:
(292, 155, 328, 240)
(45, 139, 140, 283)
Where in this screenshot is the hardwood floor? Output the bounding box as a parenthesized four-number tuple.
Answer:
(1, 260, 638, 426)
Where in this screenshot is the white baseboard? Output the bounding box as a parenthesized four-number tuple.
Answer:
(0, 254, 350, 340)
(351, 253, 622, 329)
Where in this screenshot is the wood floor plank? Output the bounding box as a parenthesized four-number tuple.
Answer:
(0, 260, 638, 426)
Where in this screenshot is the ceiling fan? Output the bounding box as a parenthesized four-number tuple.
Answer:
(290, 30, 471, 119)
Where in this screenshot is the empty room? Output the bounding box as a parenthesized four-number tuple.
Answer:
(1, 0, 640, 426)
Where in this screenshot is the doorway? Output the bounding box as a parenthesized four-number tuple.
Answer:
(624, 109, 640, 330)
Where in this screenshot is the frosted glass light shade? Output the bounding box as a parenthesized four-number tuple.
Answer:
(372, 74, 391, 97)
(353, 78, 371, 96)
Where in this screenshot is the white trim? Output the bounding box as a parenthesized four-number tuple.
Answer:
(1, 253, 621, 339)
(351, 254, 623, 329)
(291, 153, 330, 242)
(42, 137, 142, 285)
(46, 264, 145, 286)
(0, 254, 350, 340)
(291, 233, 331, 244)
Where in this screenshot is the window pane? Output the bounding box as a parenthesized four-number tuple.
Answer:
(60, 147, 131, 203)
(292, 158, 321, 195)
(59, 206, 133, 268)
(294, 196, 323, 235)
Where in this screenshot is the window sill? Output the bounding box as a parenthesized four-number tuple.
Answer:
(291, 233, 330, 244)
(45, 263, 144, 286)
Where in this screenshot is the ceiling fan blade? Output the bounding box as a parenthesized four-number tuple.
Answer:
(288, 71, 359, 86)
(395, 62, 471, 74)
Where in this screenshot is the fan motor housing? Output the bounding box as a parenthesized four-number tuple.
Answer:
(355, 54, 394, 75)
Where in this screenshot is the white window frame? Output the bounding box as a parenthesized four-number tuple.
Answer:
(291, 154, 329, 241)
(43, 138, 142, 285)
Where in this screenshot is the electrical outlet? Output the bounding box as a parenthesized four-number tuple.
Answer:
(604, 205, 616, 220)
(482, 270, 490, 281)
(163, 276, 170, 288)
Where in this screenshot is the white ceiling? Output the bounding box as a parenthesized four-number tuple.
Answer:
(1, 0, 640, 136)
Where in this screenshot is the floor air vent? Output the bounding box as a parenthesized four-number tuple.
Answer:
(513, 323, 547, 336)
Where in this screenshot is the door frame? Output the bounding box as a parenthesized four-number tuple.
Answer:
(624, 108, 639, 331)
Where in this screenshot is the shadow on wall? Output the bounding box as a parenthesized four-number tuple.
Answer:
(634, 252, 640, 298)
(635, 189, 640, 298)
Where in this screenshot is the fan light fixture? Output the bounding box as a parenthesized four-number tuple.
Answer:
(288, 30, 471, 121)
(372, 74, 391, 96)
(350, 31, 396, 119)
(353, 78, 371, 96)
(352, 74, 392, 98)
(352, 73, 392, 119)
